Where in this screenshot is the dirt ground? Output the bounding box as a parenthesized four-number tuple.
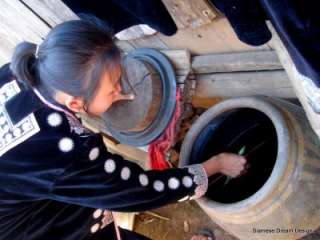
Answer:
(134, 201, 320, 240)
(134, 201, 237, 240)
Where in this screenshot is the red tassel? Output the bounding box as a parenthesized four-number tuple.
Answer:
(148, 88, 182, 170)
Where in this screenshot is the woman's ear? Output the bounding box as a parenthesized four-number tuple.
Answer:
(65, 97, 86, 113)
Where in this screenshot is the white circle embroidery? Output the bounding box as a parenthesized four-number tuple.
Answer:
(0, 116, 6, 125)
(47, 112, 63, 127)
(168, 177, 180, 190)
(104, 159, 116, 173)
(22, 122, 31, 131)
(90, 223, 100, 233)
(93, 209, 102, 219)
(139, 174, 149, 187)
(153, 180, 165, 192)
(58, 137, 74, 153)
(4, 133, 13, 142)
(2, 125, 9, 133)
(120, 167, 131, 180)
(182, 176, 193, 188)
(13, 128, 21, 137)
(89, 147, 100, 161)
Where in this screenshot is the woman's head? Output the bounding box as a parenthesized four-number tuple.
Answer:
(10, 19, 132, 116)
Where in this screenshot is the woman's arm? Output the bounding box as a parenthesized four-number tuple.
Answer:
(13, 109, 244, 212)
(49, 131, 245, 212)
(49, 131, 208, 212)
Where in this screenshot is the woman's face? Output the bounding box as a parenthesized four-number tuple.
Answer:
(86, 64, 123, 116)
(62, 64, 134, 117)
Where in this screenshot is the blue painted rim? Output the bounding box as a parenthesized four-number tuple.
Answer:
(105, 48, 177, 146)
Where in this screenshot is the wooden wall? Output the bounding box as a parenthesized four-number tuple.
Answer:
(0, 0, 271, 65)
(0, 0, 77, 65)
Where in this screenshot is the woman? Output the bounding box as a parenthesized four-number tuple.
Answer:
(0, 19, 246, 240)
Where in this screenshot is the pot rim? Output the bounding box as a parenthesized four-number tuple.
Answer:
(105, 48, 177, 146)
(179, 96, 290, 213)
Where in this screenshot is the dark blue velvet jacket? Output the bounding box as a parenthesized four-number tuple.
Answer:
(210, 0, 320, 89)
(0, 64, 204, 240)
(62, 0, 177, 36)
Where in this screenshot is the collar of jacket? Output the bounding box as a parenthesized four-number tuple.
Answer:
(4, 85, 44, 125)
(4, 83, 78, 125)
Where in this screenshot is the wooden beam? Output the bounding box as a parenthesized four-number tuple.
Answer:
(194, 70, 295, 99)
(192, 50, 283, 74)
(160, 49, 191, 76)
(0, 0, 50, 65)
(268, 23, 320, 138)
(162, 0, 217, 29)
(21, 0, 78, 27)
(159, 18, 270, 55)
(126, 34, 169, 50)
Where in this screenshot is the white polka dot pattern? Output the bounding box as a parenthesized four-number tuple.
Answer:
(104, 159, 116, 173)
(182, 176, 193, 188)
(89, 147, 100, 161)
(47, 112, 63, 127)
(120, 167, 131, 180)
(90, 223, 100, 233)
(93, 209, 103, 219)
(58, 137, 74, 153)
(153, 180, 165, 192)
(168, 177, 180, 190)
(139, 174, 149, 187)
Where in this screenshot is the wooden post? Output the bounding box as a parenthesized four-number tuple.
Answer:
(268, 23, 320, 138)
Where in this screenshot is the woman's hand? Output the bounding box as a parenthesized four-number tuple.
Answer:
(202, 153, 246, 177)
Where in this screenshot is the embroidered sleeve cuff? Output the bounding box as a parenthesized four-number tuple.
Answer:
(185, 164, 208, 200)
